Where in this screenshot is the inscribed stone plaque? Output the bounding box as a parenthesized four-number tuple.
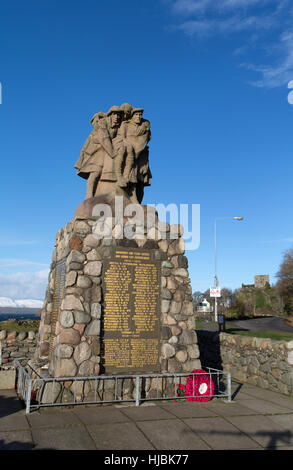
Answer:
(49, 259, 66, 357)
(102, 247, 161, 372)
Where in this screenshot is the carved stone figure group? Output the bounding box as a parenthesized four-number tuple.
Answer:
(74, 103, 152, 204)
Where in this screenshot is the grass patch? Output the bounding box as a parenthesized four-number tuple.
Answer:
(225, 327, 293, 342)
(195, 320, 202, 330)
(0, 319, 40, 332)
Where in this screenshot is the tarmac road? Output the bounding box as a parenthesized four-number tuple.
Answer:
(228, 316, 293, 334)
(198, 315, 293, 334)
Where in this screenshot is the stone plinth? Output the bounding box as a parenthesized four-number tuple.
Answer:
(34, 206, 200, 402)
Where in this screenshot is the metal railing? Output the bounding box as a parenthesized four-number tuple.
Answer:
(14, 361, 232, 414)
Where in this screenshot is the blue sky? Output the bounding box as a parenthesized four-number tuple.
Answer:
(0, 0, 292, 300)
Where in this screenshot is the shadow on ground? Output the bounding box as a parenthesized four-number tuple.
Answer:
(182, 425, 292, 450)
(0, 393, 24, 418)
(0, 439, 35, 450)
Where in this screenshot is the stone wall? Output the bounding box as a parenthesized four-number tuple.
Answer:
(198, 330, 293, 396)
(1, 325, 293, 398)
(0, 330, 37, 368)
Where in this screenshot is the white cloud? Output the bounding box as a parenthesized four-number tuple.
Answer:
(172, 0, 280, 15)
(0, 259, 48, 268)
(0, 297, 44, 308)
(243, 30, 293, 88)
(0, 269, 49, 301)
(167, 0, 293, 88)
(177, 14, 274, 38)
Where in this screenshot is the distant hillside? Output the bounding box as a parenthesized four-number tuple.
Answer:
(236, 284, 283, 317)
(0, 307, 41, 316)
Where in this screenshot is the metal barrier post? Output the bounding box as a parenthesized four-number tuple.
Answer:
(135, 376, 140, 406)
(13, 365, 232, 410)
(26, 379, 32, 414)
(227, 372, 232, 402)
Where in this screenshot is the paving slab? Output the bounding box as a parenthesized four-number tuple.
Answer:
(241, 385, 292, 403)
(87, 421, 155, 450)
(203, 401, 259, 417)
(118, 403, 175, 421)
(0, 410, 30, 431)
(157, 401, 217, 419)
(1, 384, 293, 451)
(239, 386, 293, 410)
(235, 398, 293, 415)
(265, 413, 293, 432)
(31, 425, 97, 450)
(136, 418, 211, 450)
(0, 430, 34, 450)
(72, 406, 131, 425)
(27, 408, 81, 429)
(0, 393, 24, 416)
(233, 391, 257, 400)
(255, 394, 293, 411)
(226, 415, 293, 449)
(183, 416, 262, 450)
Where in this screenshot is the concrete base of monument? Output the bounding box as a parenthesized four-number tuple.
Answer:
(34, 207, 201, 405)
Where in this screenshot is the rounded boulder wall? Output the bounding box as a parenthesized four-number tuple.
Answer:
(61, 295, 84, 312)
(55, 344, 74, 359)
(40, 382, 62, 403)
(74, 342, 92, 366)
(84, 261, 102, 277)
(40, 341, 50, 357)
(78, 360, 95, 376)
(161, 343, 176, 359)
(59, 328, 81, 345)
(54, 358, 78, 377)
(60, 310, 75, 328)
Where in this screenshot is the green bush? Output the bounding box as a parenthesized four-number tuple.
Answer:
(0, 319, 40, 332)
(225, 309, 241, 319)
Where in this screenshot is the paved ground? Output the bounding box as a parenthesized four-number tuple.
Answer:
(1, 381, 293, 451)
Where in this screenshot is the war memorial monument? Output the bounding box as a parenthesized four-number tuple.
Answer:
(32, 103, 201, 403)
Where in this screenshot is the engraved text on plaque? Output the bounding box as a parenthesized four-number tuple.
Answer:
(102, 248, 161, 372)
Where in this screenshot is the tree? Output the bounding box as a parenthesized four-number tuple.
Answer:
(192, 291, 204, 308)
(202, 287, 235, 314)
(218, 288, 233, 309)
(276, 248, 293, 315)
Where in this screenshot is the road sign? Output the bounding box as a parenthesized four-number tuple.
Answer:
(210, 287, 221, 298)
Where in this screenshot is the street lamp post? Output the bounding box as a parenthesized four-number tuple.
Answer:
(213, 217, 243, 322)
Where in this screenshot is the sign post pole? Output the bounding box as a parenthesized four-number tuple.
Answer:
(210, 287, 221, 323)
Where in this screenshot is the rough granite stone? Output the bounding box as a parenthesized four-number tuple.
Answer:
(85, 319, 100, 336)
(84, 261, 102, 276)
(59, 328, 81, 345)
(74, 342, 92, 366)
(161, 343, 176, 359)
(61, 295, 84, 312)
(60, 310, 75, 328)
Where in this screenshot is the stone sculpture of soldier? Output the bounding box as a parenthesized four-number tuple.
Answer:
(74, 103, 151, 205)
